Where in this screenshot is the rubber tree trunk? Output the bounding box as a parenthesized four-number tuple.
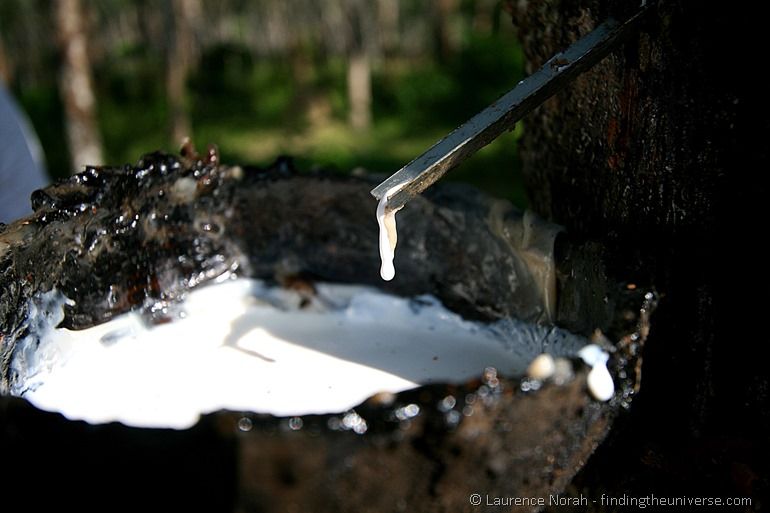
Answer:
(165, 0, 200, 146)
(347, 51, 371, 131)
(377, 0, 400, 56)
(431, 0, 457, 63)
(54, 0, 104, 173)
(508, 0, 769, 503)
(345, 0, 372, 131)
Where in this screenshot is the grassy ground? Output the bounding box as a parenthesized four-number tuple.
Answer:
(192, 117, 525, 207)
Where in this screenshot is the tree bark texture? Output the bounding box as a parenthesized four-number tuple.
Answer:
(509, 0, 769, 504)
(54, 0, 103, 173)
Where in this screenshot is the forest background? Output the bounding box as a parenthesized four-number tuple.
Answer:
(0, 0, 527, 206)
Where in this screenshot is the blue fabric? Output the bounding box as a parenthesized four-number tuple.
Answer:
(0, 84, 48, 223)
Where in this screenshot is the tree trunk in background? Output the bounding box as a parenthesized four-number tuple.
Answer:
(54, 0, 103, 173)
(431, 0, 457, 62)
(345, 0, 372, 131)
(165, 0, 200, 146)
(347, 51, 371, 131)
(508, 0, 769, 505)
(377, 0, 400, 56)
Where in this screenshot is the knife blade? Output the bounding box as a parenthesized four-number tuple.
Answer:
(370, 6, 649, 210)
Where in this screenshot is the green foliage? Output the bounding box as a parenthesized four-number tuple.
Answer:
(11, 3, 528, 206)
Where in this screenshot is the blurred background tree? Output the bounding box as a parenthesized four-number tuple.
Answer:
(0, 0, 526, 205)
(55, 0, 104, 171)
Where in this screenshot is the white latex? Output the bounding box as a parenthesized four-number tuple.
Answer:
(376, 184, 405, 281)
(578, 344, 614, 401)
(14, 279, 534, 429)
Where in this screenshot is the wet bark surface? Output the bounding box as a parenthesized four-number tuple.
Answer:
(509, 0, 769, 508)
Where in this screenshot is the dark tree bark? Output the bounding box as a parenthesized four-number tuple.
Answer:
(509, 0, 769, 505)
(54, 0, 104, 173)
